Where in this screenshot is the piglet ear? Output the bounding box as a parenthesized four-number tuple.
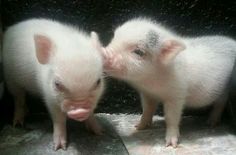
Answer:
(91, 31, 108, 60)
(91, 31, 103, 50)
(34, 34, 52, 64)
(158, 39, 186, 65)
(91, 31, 114, 70)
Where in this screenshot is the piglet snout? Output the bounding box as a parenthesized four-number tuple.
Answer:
(103, 47, 125, 73)
(63, 100, 92, 121)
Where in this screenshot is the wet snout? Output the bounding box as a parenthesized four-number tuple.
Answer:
(63, 99, 93, 121)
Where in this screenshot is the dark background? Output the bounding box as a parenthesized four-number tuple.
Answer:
(0, 0, 236, 127)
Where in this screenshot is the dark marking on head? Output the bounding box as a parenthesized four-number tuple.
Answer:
(145, 30, 159, 49)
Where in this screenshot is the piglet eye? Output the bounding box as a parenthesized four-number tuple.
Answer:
(96, 78, 101, 86)
(93, 78, 101, 90)
(54, 80, 64, 92)
(133, 49, 145, 57)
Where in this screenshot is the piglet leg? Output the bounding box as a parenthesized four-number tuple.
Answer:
(85, 113, 103, 135)
(207, 92, 228, 126)
(13, 91, 27, 127)
(164, 100, 184, 148)
(135, 93, 158, 130)
(46, 102, 67, 150)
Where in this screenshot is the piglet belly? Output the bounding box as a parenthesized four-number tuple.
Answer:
(186, 87, 222, 108)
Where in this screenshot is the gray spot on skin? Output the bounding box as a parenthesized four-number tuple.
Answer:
(146, 30, 159, 49)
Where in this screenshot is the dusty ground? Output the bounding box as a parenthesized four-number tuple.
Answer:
(0, 114, 235, 155)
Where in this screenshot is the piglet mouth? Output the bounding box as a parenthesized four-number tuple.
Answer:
(63, 100, 93, 121)
(67, 108, 91, 121)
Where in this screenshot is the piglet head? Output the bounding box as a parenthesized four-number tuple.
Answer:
(92, 18, 186, 82)
(34, 33, 104, 121)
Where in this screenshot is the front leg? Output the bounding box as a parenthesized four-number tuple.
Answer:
(46, 102, 67, 151)
(164, 100, 184, 148)
(135, 92, 158, 130)
(85, 113, 103, 135)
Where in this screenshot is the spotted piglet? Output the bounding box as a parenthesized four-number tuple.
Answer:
(92, 18, 236, 147)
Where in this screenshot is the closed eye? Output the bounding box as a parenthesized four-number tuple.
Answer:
(93, 78, 101, 90)
(96, 78, 101, 86)
(133, 49, 145, 57)
(54, 80, 65, 92)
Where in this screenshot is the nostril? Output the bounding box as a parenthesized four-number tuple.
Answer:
(69, 105, 76, 110)
(63, 99, 89, 110)
(72, 100, 91, 108)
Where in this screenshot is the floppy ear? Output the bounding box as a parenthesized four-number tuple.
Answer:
(34, 34, 53, 64)
(158, 39, 186, 65)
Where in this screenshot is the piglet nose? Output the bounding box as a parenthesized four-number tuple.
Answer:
(63, 99, 91, 111)
(74, 99, 89, 104)
(68, 99, 90, 106)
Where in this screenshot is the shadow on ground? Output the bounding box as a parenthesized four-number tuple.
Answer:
(0, 114, 128, 155)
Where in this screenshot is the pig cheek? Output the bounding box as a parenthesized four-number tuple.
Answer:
(59, 99, 68, 113)
(115, 60, 128, 78)
(60, 100, 74, 113)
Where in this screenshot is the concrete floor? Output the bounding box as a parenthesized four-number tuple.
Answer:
(0, 114, 236, 155)
(108, 114, 236, 155)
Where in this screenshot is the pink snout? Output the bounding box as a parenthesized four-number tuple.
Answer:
(103, 47, 127, 76)
(63, 100, 92, 121)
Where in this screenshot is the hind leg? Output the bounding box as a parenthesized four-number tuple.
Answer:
(13, 90, 27, 127)
(207, 92, 228, 126)
(6, 80, 27, 127)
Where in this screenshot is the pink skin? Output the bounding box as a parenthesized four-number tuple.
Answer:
(51, 92, 103, 150)
(92, 18, 233, 148)
(52, 96, 102, 151)
(102, 47, 125, 75)
(63, 99, 93, 121)
(102, 44, 138, 77)
(4, 21, 104, 151)
(35, 33, 104, 150)
(100, 39, 183, 148)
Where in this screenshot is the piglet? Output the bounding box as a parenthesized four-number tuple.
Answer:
(3, 18, 105, 150)
(92, 18, 236, 147)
